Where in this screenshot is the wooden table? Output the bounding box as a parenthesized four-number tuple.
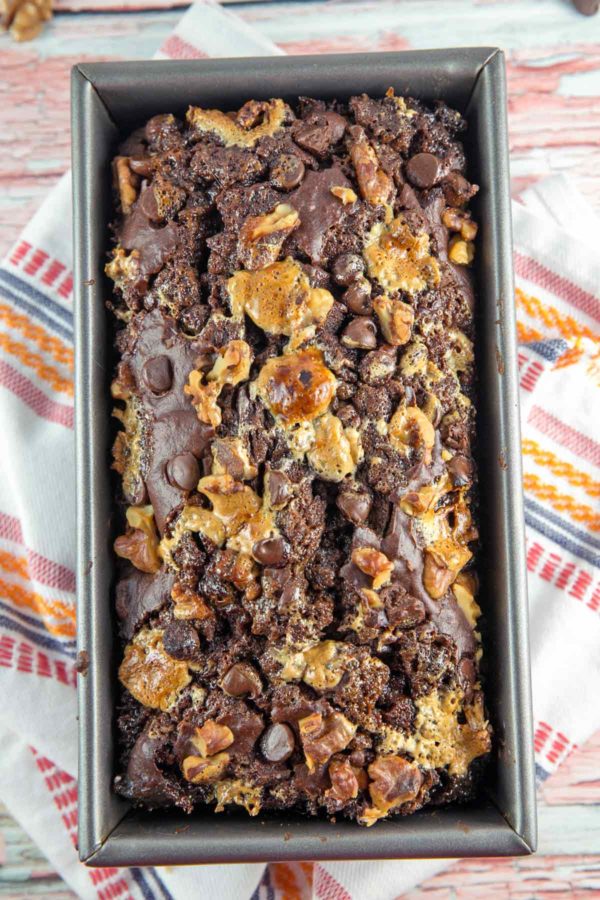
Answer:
(1, 1, 599, 897)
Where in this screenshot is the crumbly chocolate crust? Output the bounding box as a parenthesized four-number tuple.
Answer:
(108, 91, 491, 826)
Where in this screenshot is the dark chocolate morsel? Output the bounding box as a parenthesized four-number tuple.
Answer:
(166, 452, 200, 491)
(115, 567, 175, 640)
(252, 537, 289, 568)
(448, 454, 473, 487)
(336, 489, 372, 524)
(271, 154, 305, 191)
(162, 621, 200, 660)
(267, 469, 293, 507)
(261, 723, 295, 762)
(221, 662, 262, 698)
(341, 317, 378, 350)
(332, 253, 364, 287)
(405, 153, 441, 189)
(116, 720, 182, 807)
(142, 355, 173, 394)
(289, 165, 355, 265)
(343, 279, 372, 316)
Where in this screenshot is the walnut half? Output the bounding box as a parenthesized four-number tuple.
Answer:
(360, 755, 423, 826)
(298, 711, 357, 771)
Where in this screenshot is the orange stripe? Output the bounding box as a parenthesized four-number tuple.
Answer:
(270, 863, 303, 900)
(0, 576, 76, 638)
(516, 287, 600, 344)
(523, 439, 600, 499)
(0, 302, 74, 371)
(554, 344, 586, 370)
(0, 550, 76, 623)
(517, 319, 543, 343)
(523, 473, 600, 532)
(0, 333, 73, 397)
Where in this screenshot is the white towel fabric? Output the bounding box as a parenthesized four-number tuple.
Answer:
(0, 3, 599, 899)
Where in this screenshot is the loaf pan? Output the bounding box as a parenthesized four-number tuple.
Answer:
(72, 49, 536, 865)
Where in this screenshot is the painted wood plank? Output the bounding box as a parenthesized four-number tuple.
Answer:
(0, 802, 77, 898)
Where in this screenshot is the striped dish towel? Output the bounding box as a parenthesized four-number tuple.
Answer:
(0, 4, 599, 898)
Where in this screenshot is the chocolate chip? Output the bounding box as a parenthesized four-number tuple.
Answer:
(162, 621, 200, 660)
(573, 0, 599, 12)
(129, 156, 154, 178)
(271, 154, 305, 191)
(142, 355, 173, 394)
(166, 452, 200, 491)
(448, 454, 473, 487)
(252, 537, 289, 568)
(332, 253, 364, 286)
(139, 184, 160, 220)
(221, 662, 262, 698)
(341, 317, 377, 350)
(268, 469, 293, 507)
(405, 153, 441, 189)
(343, 279, 372, 316)
(336, 489, 372, 524)
(260, 723, 295, 762)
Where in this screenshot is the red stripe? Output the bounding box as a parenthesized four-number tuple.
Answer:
(41, 260, 66, 287)
(24, 249, 49, 277)
(9, 240, 31, 267)
(0, 512, 75, 592)
(314, 865, 352, 900)
(528, 405, 600, 467)
(515, 251, 600, 325)
(0, 634, 77, 686)
(57, 273, 73, 299)
(160, 33, 209, 59)
(0, 359, 73, 429)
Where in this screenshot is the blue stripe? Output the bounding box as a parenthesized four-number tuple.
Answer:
(0, 599, 76, 646)
(525, 497, 600, 551)
(0, 613, 76, 658)
(535, 763, 551, 783)
(525, 511, 600, 568)
(130, 869, 157, 900)
(148, 870, 175, 900)
(0, 268, 73, 326)
(0, 279, 74, 342)
(525, 338, 568, 362)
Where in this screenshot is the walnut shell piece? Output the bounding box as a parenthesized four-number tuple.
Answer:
(118, 628, 191, 711)
(113, 156, 139, 215)
(330, 185, 358, 205)
(255, 348, 336, 427)
(448, 236, 475, 266)
(3, 0, 52, 42)
(171, 582, 214, 621)
(360, 756, 423, 826)
(114, 505, 161, 574)
(191, 720, 235, 757)
(373, 296, 414, 346)
(298, 711, 357, 771)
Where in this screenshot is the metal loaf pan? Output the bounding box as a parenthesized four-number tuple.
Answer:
(72, 49, 536, 866)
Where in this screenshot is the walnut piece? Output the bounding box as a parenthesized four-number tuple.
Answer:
(114, 505, 161, 574)
(105, 246, 141, 292)
(302, 641, 349, 691)
(326, 759, 360, 803)
(228, 257, 333, 339)
(349, 132, 394, 207)
(373, 296, 414, 346)
(118, 628, 191, 711)
(211, 437, 258, 481)
(364, 216, 440, 295)
(448, 236, 475, 265)
(191, 720, 235, 757)
(423, 538, 472, 600)
(113, 156, 138, 215)
(306, 413, 362, 482)
(238, 204, 300, 270)
(442, 207, 478, 241)
(352, 547, 394, 590)
(298, 711, 357, 771)
(1, 0, 52, 42)
(182, 752, 230, 784)
(360, 756, 423, 826)
(197, 474, 261, 537)
(452, 571, 481, 628)
(171, 582, 213, 621)
(181, 720, 235, 785)
(388, 405, 435, 464)
(185, 340, 252, 428)
(187, 99, 288, 147)
(254, 348, 336, 427)
(330, 185, 358, 205)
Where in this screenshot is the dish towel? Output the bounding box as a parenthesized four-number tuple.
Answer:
(0, 3, 599, 898)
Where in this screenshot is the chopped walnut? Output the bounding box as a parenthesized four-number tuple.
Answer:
(349, 132, 394, 206)
(2, 0, 52, 42)
(105, 246, 141, 292)
(352, 547, 394, 590)
(228, 257, 333, 339)
(182, 752, 230, 784)
(360, 756, 423, 826)
(452, 572, 481, 628)
(298, 711, 357, 771)
(238, 204, 300, 270)
(302, 641, 349, 691)
(185, 340, 253, 428)
(307, 414, 362, 482)
(254, 348, 336, 427)
(181, 720, 235, 785)
(442, 207, 478, 241)
(373, 296, 414, 346)
(171, 582, 213, 620)
(388, 405, 435, 463)
(197, 474, 261, 537)
(187, 99, 289, 147)
(326, 759, 360, 803)
(191, 720, 235, 757)
(114, 505, 161, 574)
(363, 216, 440, 295)
(400, 474, 452, 517)
(330, 185, 358, 205)
(423, 537, 472, 600)
(113, 156, 138, 215)
(118, 628, 191, 711)
(448, 236, 475, 265)
(211, 437, 258, 481)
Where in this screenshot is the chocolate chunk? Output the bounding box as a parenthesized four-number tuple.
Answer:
(142, 355, 173, 395)
(120, 200, 179, 278)
(166, 452, 200, 491)
(448, 454, 473, 487)
(431, 595, 477, 658)
(162, 621, 200, 660)
(289, 165, 355, 265)
(405, 153, 441, 189)
(252, 537, 289, 568)
(572, 0, 599, 12)
(343, 279, 373, 316)
(268, 469, 293, 507)
(115, 567, 175, 639)
(221, 663, 262, 698)
(458, 657, 477, 700)
(261, 723, 295, 762)
(139, 183, 161, 220)
(341, 317, 378, 350)
(271, 154, 305, 190)
(116, 720, 182, 807)
(336, 488, 372, 524)
(332, 253, 364, 286)
(293, 110, 346, 158)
